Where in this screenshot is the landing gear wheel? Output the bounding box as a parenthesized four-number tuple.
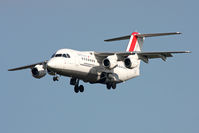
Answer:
(74, 85, 79, 93)
(79, 85, 84, 92)
(53, 76, 59, 81)
(112, 83, 116, 89)
(106, 83, 112, 90)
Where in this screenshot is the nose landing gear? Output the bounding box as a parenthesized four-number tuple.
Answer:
(53, 75, 59, 81)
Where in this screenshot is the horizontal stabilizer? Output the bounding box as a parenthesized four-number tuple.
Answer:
(104, 35, 131, 42)
(136, 32, 181, 38)
(104, 32, 181, 42)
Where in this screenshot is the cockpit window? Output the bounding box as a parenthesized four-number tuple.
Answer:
(61, 53, 70, 58)
(66, 54, 70, 58)
(63, 54, 67, 58)
(51, 54, 55, 58)
(51, 53, 71, 58)
(55, 54, 62, 57)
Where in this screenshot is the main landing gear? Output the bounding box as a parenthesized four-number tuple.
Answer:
(106, 82, 116, 90)
(70, 77, 84, 93)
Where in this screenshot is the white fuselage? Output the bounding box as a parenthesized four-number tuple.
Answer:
(47, 49, 140, 84)
(8, 32, 189, 92)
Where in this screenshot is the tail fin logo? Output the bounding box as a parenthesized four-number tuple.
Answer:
(127, 32, 139, 52)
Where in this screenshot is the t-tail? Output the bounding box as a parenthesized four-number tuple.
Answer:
(104, 32, 181, 52)
(126, 32, 144, 52)
(104, 31, 183, 79)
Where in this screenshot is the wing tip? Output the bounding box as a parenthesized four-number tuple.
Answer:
(8, 68, 19, 71)
(176, 32, 182, 34)
(104, 39, 110, 42)
(185, 51, 191, 53)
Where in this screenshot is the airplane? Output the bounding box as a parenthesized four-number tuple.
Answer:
(8, 32, 190, 93)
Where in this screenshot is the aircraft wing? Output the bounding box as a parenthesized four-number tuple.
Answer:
(94, 51, 190, 63)
(8, 60, 48, 71)
(135, 51, 190, 63)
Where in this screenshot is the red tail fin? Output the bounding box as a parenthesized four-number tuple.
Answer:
(126, 32, 144, 52)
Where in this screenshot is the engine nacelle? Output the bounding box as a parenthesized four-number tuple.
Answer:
(124, 55, 138, 69)
(102, 55, 118, 69)
(99, 72, 108, 83)
(31, 65, 46, 79)
(98, 72, 116, 83)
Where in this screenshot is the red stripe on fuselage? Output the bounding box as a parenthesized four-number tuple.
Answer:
(128, 32, 139, 52)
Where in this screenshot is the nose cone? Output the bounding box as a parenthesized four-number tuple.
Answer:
(47, 60, 56, 69)
(47, 58, 63, 72)
(47, 58, 64, 72)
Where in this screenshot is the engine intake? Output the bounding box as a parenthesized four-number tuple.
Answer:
(31, 65, 46, 79)
(99, 72, 107, 83)
(98, 72, 116, 83)
(124, 55, 138, 69)
(102, 55, 118, 69)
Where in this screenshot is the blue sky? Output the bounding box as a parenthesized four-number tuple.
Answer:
(0, 0, 198, 133)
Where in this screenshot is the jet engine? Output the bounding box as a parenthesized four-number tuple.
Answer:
(102, 55, 118, 69)
(124, 55, 138, 69)
(99, 72, 108, 83)
(98, 72, 116, 83)
(31, 64, 46, 79)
